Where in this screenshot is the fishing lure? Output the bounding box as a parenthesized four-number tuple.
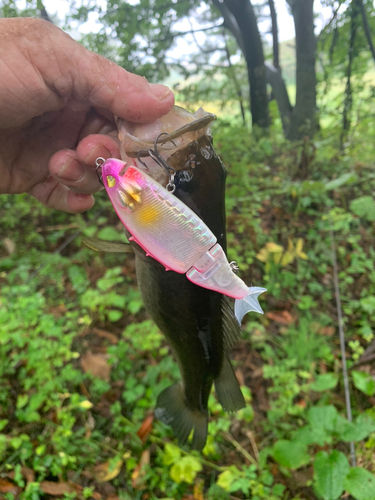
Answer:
(100, 157, 266, 324)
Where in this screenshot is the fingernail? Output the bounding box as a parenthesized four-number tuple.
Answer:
(149, 83, 172, 101)
(84, 145, 111, 165)
(74, 193, 93, 200)
(58, 158, 84, 182)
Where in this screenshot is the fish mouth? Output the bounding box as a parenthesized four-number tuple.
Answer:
(116, 105, 216, 186)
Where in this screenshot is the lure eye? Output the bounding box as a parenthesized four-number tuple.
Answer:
(106, 175, 116, 188)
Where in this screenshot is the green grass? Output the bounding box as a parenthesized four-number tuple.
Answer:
(1, 105, 375, 499)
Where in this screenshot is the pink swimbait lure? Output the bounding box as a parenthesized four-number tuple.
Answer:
(101, 158, 266, 324)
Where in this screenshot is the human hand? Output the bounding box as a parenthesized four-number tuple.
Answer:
(0, 18, 174, 212)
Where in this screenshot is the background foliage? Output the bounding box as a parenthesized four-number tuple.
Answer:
(1, 0, 375, 499)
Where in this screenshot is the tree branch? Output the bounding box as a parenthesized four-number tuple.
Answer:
(223, 30, 246, 125)
(268, 0, 279, 69)
(160, 23, 224, 42)
(187, 18, 225, 54)
(341, 0, 360, 141)
(211, 0, 245, 54)
(357, 0, 375, 63)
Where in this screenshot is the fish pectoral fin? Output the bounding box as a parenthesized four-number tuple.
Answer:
(214, 357, 245, 412)
(234, 287, 267, 325)
(81, 236, 132, 253)
(155, 383, 208, 451)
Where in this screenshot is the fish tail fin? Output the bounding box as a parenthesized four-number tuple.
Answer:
(214, 356, 245, 412)
(155, 383, 208, 451)
(234, 286, 267, 324)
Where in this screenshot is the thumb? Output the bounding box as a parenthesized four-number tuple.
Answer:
(30, 19, 175, 123)
(66, 51, 175, 123)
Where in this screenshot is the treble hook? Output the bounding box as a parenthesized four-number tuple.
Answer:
(136, 133, 177, 192)
(95, 157, 105, 186)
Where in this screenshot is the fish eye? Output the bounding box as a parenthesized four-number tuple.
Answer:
(106, 175, 116, 188)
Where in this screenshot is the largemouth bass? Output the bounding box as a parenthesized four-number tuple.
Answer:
(93, 106, 265, 450)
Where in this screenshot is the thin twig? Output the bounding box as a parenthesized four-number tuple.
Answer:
(222, 431, 258, 468)
(246, 430, 260, 463)
(160, 23, 224, 42)
(330, 228, 356, 467)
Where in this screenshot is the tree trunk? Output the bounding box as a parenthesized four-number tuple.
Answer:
(223, 32, 247, 125)
(287, 0, 317, 140)
(266, 0, 293, 135)
(341, 0, 360, 142)
(265, 63, 293, 134)
(221, 0, 270, 128)
(268, 0, 279, 69)
(357, 0, 375, 63)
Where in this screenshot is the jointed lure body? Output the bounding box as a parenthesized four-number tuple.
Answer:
(101, 158, 265, 324)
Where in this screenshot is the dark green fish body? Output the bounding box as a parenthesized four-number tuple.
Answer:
(129, 134, 245, 450)
(86, 107, 246, 450)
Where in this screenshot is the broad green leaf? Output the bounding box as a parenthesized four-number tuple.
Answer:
(325, 173, 357, 191)
(163, 443, 181, 465)
(314, 450, 349, 500)
(341, 414, 375, 442)
(169, 456, 202, 484)
(217, 466, 242, 491)
(350, 196, 375, 221)
(16, 394, 29, 409)
(107, 310, 123, 322)
(0, 420, 8, 432)
(333, 414, 355, 440)
(207, 484, 231, 500)
(272, 440, 310, 469)
(344, 467, 375, 500)
(293, 425, 330, 447)
(311, 373, 338, 392)
(68, 265, 88, 291)
(0, 434, 7, 459)
(97, 227, 129, 242)
(308, 405, 338, 432)
(78, 400, 93, 410)
(352, 371, 375, 396)
(360, 296, 375, 315)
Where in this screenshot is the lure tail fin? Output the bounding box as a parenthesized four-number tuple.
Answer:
(155, 383, 208, 451)
(234, 287, 267, 325)
(215, 356, 245, 412)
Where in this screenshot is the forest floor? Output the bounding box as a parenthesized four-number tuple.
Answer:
(1, 117, 375, 500)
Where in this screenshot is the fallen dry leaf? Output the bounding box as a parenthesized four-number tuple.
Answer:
(94, 458, 123, 482)
(235, 368, 245, 387)
(3, 238, 15, 255)
(131, 450, 150, 489)
(266, 310, 294, 325)
(40, 481, 82, 496)
(50, 304, 68, 318)
(137, 414, 154, 444)
(0, 478, 21, 495)
(8, 466, 35, 483)
(318, 326, 335, 336)
(81, 352, 111, 381)
(93, 327, 118, 344)
(193, 479, 204, 500)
